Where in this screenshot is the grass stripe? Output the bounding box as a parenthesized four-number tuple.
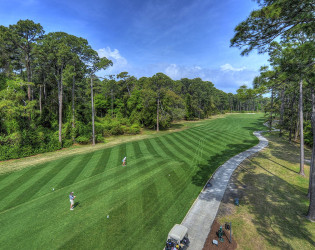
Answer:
(0, 158, 71, 202)
(163, 135, 195, 161)
(2, 157, 77, 211)
(90, 147, 112, 177)
(132, 141, 143, 158)
(57, 153, 94, 188)
(142, 182, 158, 216)
(171, 132, 210, 160)
(153, 137, 182, 161)
(56, 160, 173, 249)
(143, 139, 161, 157)
(116, 143, 127, 166)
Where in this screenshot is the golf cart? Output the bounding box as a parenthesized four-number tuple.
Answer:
(165, 224, 189, 250)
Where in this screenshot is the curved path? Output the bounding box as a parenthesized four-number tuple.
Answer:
(181, 131, 269, 250)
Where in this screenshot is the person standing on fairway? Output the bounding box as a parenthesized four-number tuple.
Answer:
(69, 192, 76, 210)
(122, 156, 127, 166)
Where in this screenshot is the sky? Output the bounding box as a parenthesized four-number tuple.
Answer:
(0, 0, 269, 93)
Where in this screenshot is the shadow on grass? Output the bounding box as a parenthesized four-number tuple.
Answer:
(243, 117, 267, 131)
(230, 161, 314, 249)
(73, 201, 80, 208)
(169, 123, 185, 130)
(191, 140, 256, 187)
(266, 157, 298, 174)
(266, 133, 313, 166)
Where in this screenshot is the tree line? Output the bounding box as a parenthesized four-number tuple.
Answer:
(0, 19, 267, 161)
(230, 0, 315, 220)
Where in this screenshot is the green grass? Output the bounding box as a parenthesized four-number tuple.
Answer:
(0, 114, 265, 249)
(216, 132, 315, 250)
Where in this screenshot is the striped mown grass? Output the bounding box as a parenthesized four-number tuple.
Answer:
(0, 114, 265, 249)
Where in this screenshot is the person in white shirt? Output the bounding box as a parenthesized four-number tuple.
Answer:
(122, 156, 127, 166)
(69, 192, 76, 210)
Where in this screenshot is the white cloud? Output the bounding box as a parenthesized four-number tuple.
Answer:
(165, 64, 180, 79)
(164, 64, 205, 80)
(220, 63, 246, 72)
(149, 63, 259, 93)
(97, 47, 128, 74)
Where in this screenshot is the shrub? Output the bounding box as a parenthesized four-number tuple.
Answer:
(63, 139, 73, 148)
(96, 134, 105, 143)
(128, 124, 141, 134)
(76, 135, 90, 144)
(110, 124, 124, 135)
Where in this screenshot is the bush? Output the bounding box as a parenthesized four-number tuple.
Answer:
(110, 124, 124, 135)
(76, 135, 90, 144)
(128, 124, 141, 134)
(96, 134, 105, 143)
(63, 139, 73, 148)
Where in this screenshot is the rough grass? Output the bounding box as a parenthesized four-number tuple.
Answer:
(216, 132, 315, 250)
(0, 114, 265, 249)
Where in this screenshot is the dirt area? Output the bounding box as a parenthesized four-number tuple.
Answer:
(203, 220, 237, 249)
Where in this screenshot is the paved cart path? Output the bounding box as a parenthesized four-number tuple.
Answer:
(181, 131, 269, 250)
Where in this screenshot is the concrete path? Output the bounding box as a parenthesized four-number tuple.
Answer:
(181, 131, 269, 250)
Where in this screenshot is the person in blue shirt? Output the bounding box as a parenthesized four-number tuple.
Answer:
(69, 192, 76, 210)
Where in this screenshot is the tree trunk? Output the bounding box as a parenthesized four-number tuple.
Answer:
(91, 77, 95, 146)
(39, 85, 42, 115)
(295, 118, 300, 141)
(307, 89, 315, 198)
(111, 88, 114, 118)
(279, 87, 285, 136)
(306, 88, 315, 221)
(289, 93, 296, 142)
(126, 82, 131, 96)
(72, 72, 75, 142)
(44, 82, 46, 100)
(157, 97, 160, 132)
(26, 53, 31, 101)
(299, 79, 305, 176)
(269, 88, 274, 132)
(253, 98, 255, 112)
(58, 69, 63, 147)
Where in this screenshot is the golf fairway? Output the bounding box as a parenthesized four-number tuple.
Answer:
(0, 114, 265, 249)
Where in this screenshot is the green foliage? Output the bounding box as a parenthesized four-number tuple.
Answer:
(75, 135, 90, 144)
(230, 0, 314, 55)
(0, 128, 61, 160)
(304, 121, 313, 147)
(0, 19, 268, 161)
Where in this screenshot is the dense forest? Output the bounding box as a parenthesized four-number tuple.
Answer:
(0, 20, 268, 161)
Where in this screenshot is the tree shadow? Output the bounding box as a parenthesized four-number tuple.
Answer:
(224, 162, 315, 249)
(246, 173, 313, 248)
(262, 156, 298, 174)
(265, 134, 312, 165)
(191, 140, 256, 187)
(242, 117, 267, 131)
(168, 123, 185, 130)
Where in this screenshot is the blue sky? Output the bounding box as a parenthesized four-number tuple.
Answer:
(0, 0, 269, 93)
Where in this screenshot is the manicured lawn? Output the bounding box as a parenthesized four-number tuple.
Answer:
(0, 114, 265, 249)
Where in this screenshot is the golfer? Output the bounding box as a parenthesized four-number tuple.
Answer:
(122, 156, 127, 166)
(69, 192, 76, 210)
